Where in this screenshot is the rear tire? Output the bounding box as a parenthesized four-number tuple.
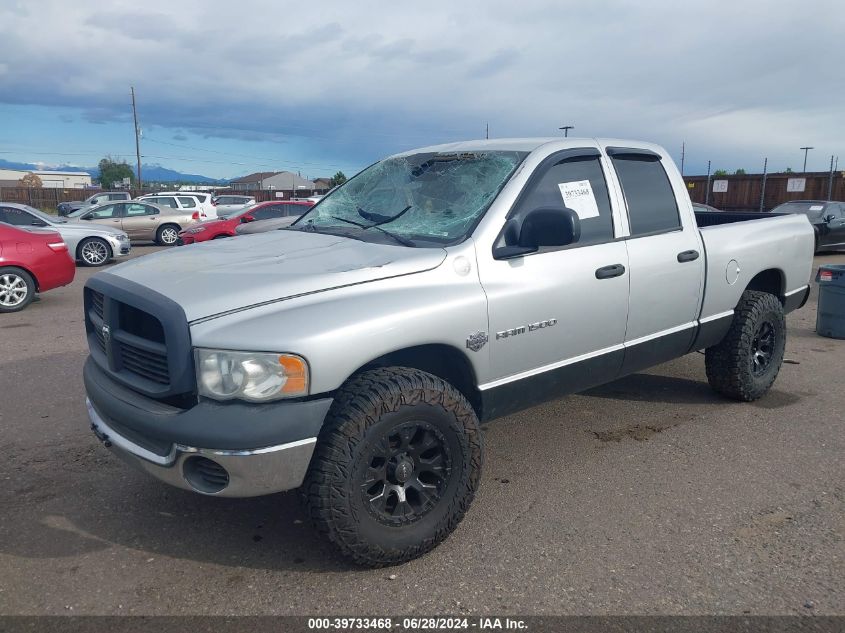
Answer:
(302, 367, 483, 567)
(156, 224, 180, 246)
(705, 290, 786, 401)
(78, 237, 111, 267)
(0, 267, 35, 313)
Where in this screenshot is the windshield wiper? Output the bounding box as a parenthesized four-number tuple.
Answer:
(357, 205, 413, 227)
(329, 215, 416, 247)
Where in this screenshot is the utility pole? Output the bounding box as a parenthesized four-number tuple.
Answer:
(131, 86, 142, 191)
(759, 157, 768, 212)
(800, 146, 813, 173)
(485, 122, 489, 140)
(705, 160, 712, 206)
(680, 142, 685, 176)
(828, 155, 835, 201)
(559, 125, 574, 137)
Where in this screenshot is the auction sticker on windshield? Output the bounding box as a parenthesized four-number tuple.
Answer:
(558, 180, 600, 219)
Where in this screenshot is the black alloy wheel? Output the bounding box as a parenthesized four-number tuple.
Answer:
(361, 421, 452, 526)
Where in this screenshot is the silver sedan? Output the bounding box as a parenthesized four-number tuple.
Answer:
(0, 203, 131, 267)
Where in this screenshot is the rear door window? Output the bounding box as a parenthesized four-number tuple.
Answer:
(610, 153, 680, 236)
(125, 203, 157, 216)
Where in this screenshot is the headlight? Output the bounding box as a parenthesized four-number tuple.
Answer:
(195, 349, 309, 402)
(188, 226, 207, 234)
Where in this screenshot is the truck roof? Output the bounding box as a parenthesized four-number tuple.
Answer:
(390, 137, 659, 157)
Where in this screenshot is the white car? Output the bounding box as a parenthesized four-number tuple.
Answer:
(212, 195, 256, 216)
(156, 192, 217, 218)
(136, 194, 216, 219)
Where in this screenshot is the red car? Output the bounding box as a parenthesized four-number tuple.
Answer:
(177, 200, 313, 245)
(0, 222, 76, 313)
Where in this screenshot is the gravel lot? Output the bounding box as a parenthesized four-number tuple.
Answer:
(0, 245, 843, 616)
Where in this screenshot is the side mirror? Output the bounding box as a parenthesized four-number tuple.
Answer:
(825, 214, 836, 223)
(241, 214, 255, 223)
(494, 207, 581, 259)
(80, 216, 92, 221)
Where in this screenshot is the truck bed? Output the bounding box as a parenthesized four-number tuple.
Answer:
(694, 211, 814, 320)
(694, 210, 786, 228)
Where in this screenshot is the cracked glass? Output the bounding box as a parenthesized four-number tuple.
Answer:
(290, 151, 527, 247)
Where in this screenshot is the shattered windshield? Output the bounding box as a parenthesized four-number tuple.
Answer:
(291, 150, 526, 247)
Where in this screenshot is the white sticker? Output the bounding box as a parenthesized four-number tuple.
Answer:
(809, 205, 824, 211)
(557, 180, 600, 219)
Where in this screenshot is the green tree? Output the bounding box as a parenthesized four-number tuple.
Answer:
(784, 167, 793, 173)
(98, 157, 134, 188)
(329, 171, 347, 187)
(713, 169, 728, 176)
(734, 168, 746, 175)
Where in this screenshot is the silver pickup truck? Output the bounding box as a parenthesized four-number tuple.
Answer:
(83, 138, 814, 566)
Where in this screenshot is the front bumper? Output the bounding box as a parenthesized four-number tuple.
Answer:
(104, 235, 131, 258)
(88, 399, 316, 497)
(84, 357, 333, 497)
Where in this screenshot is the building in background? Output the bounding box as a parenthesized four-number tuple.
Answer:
(229, 171, 322, 198)
(0, 168, 30, 187)
(33, 171, 92, 189)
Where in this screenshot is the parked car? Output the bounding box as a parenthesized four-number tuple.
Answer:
(179, 201, 312, 244)
(70, 201, 198, 246)
(769, 200, 845, 253)
(57, 191, 131, 216)
(234, 214, 301, 236)
(212, 195, 255, 216)
(0, 222, 75, 312)
(0, 203, 130, 267)
(134, 194, 209, 220)
(138, 192, 217, 219)
(83, 138, 813, 566)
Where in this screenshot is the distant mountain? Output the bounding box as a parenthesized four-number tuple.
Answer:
(0, 158, 224, 184)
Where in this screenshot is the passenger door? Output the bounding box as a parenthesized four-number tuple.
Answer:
(477, 149, 630, 417)
(606, 148, 705, 374)
(121, 203, 160, 240)
(80, 204, 123, 229)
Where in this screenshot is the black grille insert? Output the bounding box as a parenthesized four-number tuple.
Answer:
(119, 342, 170, 385)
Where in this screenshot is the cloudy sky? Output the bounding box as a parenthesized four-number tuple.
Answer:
(0, 0, 842, 179)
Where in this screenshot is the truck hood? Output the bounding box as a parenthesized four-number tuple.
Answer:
(106, 230, 447, 321)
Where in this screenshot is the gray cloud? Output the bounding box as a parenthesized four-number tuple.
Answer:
(0, 0, 842, 173)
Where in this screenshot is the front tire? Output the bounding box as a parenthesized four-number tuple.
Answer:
(0, 267, 36, 313)
(78, 237, 111, 267)
(705, 290, 786, 401)
(156, 224, 180, 246)
(302, 367, 483, 567)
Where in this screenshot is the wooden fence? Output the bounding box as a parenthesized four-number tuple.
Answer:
(0, 187, 326, 210)
(684, 171, 844, 212)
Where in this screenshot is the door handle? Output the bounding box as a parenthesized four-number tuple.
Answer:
(677, 250, 700, 263)
(595, 264, 626, 279)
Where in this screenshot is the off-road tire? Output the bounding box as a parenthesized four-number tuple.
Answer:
(705, 290, 786, 401)
(0, 267, 35, 313)
(156, 224, 180, 246)
(302, 367, 483, 567)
